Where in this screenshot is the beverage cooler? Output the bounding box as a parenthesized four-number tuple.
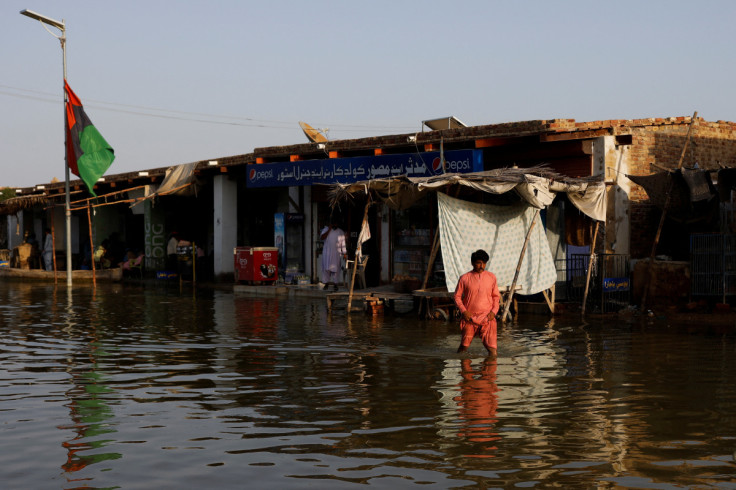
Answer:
(274, 213, 305, 284)
(234, 246, 278, 284)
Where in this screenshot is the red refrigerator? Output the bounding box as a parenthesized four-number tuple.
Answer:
(234, 247, 279, 283)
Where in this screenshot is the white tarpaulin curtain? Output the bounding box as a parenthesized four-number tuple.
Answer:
(514, 174, 556, 208)
(550, 180, 607, 222)
(438, 192, 558, 294)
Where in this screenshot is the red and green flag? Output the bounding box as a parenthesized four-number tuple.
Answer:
(64, 80, 115, 196)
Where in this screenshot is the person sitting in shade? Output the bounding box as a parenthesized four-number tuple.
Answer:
(454, 249, 501, 358)
(120, 249, 143, 276)
(94, 240, 111, 269)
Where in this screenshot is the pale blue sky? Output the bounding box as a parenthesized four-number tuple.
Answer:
(2, 0, 734, 187)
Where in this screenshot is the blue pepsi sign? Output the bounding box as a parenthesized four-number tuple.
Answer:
(246, 149, 483, 188)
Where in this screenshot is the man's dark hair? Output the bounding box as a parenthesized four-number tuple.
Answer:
(471, 249, 489, 263)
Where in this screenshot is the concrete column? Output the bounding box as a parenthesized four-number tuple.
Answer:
(594, 135, 631, 255)
(143, 200, 166, 271)
(380, 204, 390, 283)
(7, 213, 23, 250)
(51, 210, 79, 255)
(303, 186, 312, 276)
(213, 174, 237, 279)
(311, 200, 321, 282)
(288, 186, 300, 213)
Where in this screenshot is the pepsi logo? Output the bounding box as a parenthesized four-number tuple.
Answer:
(432, 157, 442, 173)
(248, 168, 274, 181)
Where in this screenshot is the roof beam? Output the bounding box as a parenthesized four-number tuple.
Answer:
(539, 128, 610, 142)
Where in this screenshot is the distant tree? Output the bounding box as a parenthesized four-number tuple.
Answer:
(0, 187, 15, 202)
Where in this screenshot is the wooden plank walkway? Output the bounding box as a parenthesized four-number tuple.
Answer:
(326, 290, 415, 311)
(413, 285, 524, 319)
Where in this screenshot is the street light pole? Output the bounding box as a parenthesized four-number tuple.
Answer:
(20, 9, 73, 287)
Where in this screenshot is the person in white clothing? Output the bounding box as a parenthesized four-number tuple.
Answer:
(41, 228, 53, 271)
(320, 219, 347, 291)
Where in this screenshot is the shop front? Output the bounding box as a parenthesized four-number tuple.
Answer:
(391, 195, 442, 291)
(246, 150, 483, 286)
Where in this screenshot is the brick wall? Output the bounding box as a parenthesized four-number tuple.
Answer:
(626, 119, 736, 257)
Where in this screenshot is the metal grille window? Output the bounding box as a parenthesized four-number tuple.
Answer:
(568, 254, 631, 313)
(690, 234, 736, 301)
(554, 259, 568, 300)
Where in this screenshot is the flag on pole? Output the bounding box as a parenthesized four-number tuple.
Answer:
(64, 80, 115, 196)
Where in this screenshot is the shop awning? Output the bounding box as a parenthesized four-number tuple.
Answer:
(330, 166, 607, 221)
(132, 162, 200, 206)
(0, 195, 50, 216)
(330, 166, 606, 297)
(142, 161, 199, 199)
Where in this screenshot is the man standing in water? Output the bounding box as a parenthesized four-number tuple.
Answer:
(320, 219, 347, 291)
(454, 249, 501, 357)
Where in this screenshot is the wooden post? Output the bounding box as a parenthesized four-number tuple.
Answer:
(543, 284, 555, 315)
(501, 209, 539, 322)
(422, 229, 441, 290)
(348, 202, 371, 312)
(418, 229, 442, 318)
(50, 206, 57, 284)
(192, 242, 197, 284)
(642, 111, 698, 309)
(87, 202, 96, 286)
(581, 221, 600, 316)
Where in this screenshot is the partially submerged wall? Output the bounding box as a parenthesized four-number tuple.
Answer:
(632, 260, 690, 307)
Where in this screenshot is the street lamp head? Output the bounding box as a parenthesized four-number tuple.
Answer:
(20, 9, 65, 31)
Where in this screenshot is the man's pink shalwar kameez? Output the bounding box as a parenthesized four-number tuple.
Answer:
(454, 270, 501, 349)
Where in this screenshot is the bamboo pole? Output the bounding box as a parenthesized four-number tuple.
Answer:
(50, 206, 57, 284)
(422, 229, 441, 290)
(419, 229, 442, 318)
(641, 111, 698, 309)
(501, 209, 539, 322)
(70, 184, 149, 206)
(192, 242, 197, 285)
(87, 202, 96, 286)
(348, 201, 371, 312)
(129, 182, 194, 208)
(581, 221, 600, 316)
(69, 183, 194, 212)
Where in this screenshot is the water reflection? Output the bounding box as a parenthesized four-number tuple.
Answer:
(1, 282, 736, 488)
(455, 358, 499, 451)
(61, 341, 121, 476)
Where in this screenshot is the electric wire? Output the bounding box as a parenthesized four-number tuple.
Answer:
(0, 83, 416, 133)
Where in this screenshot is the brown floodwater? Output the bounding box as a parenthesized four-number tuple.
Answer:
(1, 281, 735, 489)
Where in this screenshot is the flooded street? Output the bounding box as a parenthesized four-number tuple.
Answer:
(1, 282, 736, 489)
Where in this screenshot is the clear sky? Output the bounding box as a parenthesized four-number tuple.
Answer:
(2, 0, 734, 188)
